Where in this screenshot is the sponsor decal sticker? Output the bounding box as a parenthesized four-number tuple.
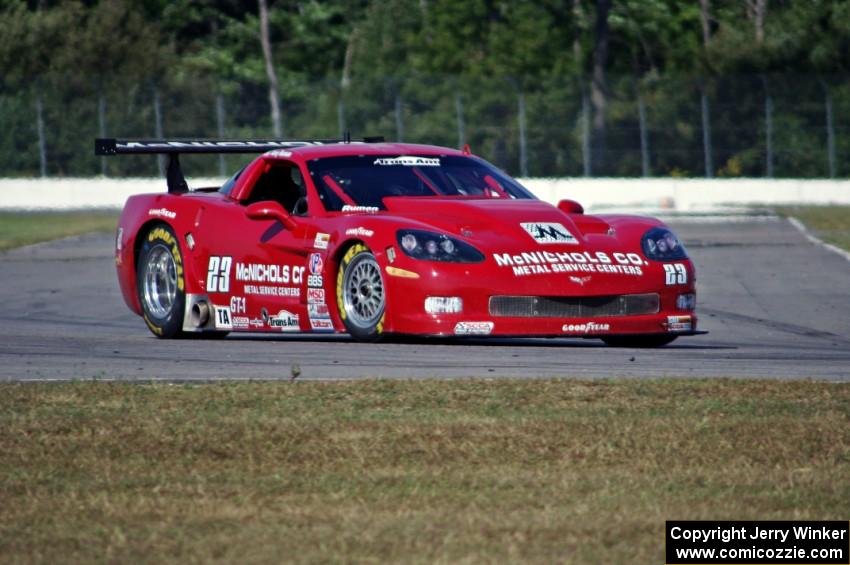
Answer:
(314, 232, 330, 249)
(454, 321, 494, 336)
(206, 256, 233, 293)
(310, 318, 334, 332)
(562, 322, 610, 334)
(249, 318, 265, 328)
(341, 205, 379, 213)
(148, 207, 176, 219)
(231, 316, 249, 329)
(214, 306, 233, 330)
(120, 140, 312, 150)
(265, 149, 292, 158)
(521, 222, 578, 245)
(268, 310, 300, 331)
(386, 246, 396, 264)
(663, 263, 688, 285)
(308, 253, 324, 287)
(229, 296, 247, 315)
(243, 285, 300, 297)
(345, 227, 374, 238)
(667, 315, 692, 332)
(373, 156, 440, 167)
(307, 288, 325, 304)
(308, 303, 330, 318)
(493, 250, 645, 277)
(570, 275, 592, 286)
(235, 262, 304, 285)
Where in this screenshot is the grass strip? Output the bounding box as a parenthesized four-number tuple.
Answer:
(1, 379, 848, 563)
(0, 211, 119, 252)
(775, 205, 850, 252)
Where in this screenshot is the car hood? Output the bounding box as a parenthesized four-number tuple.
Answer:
(380, 197, 659, 249)
(376, 197, 676, 296)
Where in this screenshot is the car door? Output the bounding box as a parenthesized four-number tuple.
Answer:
(195, 159, 310, 333)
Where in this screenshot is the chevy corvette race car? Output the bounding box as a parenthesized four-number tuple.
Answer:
(96, 137, 703, 347)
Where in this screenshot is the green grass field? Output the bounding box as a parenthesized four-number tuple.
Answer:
(0, 209, 847, 561)
(1, 379, 848, 563)
(0, 211, 118, 252)
(776, 205, 850, 252)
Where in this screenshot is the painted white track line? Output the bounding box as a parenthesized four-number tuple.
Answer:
(787, 216, 850, 264)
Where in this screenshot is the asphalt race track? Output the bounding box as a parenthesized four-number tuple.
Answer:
(1, 217, 849, 381)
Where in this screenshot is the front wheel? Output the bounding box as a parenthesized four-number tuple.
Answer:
(336, 244, 386, 342)
(137, 225, 186, 338)
(602, 335, 678, 348)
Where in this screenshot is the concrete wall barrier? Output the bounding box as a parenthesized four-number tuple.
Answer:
(2, 177, 849, 212)
(522, 178, 850, 212)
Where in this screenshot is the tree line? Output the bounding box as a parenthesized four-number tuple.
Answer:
(1, 0, 848, 178)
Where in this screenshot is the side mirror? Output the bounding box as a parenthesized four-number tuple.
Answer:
(245, 201, 298, 231)
(557, 199, 584, 215)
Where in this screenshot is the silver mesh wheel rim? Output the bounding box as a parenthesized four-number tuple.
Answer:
(342, 254, 384, 330)
(142, 243, 178, 319)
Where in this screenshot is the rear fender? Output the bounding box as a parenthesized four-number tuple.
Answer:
(118, 198, 205, 315)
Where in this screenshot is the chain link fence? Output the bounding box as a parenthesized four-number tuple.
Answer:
(1, 73, 846, 179)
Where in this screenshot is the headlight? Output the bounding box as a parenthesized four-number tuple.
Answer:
(641, 227, 688, 261)
(396, 229, 484, 263)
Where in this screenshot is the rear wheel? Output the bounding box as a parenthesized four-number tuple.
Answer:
(602, 335, 678, 348)
(137, 225, 186, 338)
(337, 244, 385, 342)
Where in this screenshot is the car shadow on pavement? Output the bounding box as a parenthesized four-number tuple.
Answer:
(224, 333, 735, 350)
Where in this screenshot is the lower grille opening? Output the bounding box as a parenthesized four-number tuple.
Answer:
(488, 293, 660, 318)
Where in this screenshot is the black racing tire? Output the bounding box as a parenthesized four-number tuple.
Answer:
(601, 335, 678, 348)
(336, 244, 386, 342)
(137, 225, 186, 339)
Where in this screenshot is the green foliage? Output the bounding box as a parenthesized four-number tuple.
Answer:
(0, 0, 849, 178)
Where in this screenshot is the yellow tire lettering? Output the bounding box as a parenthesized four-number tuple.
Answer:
(171, 243, 185, 291)
(143, 314, 163, 335)
(146, 226, 185, 301)
(336, 269, 346, 321)
(337, 244, 385, 333)
(148, 227, 175, 245)
(337, 244, 368, 322)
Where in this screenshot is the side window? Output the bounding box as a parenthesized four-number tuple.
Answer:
(219, 166, 245, 196)
(241, 162, 309, 215)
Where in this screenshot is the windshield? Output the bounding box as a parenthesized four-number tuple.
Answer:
(306, 155, 536, 211)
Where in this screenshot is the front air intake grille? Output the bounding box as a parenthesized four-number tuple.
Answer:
(488, 293, 660, 318)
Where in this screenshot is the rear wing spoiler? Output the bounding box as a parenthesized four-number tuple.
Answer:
(94, 136, 384, 193)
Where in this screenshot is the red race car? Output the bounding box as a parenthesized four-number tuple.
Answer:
(96, 137, 703, 347)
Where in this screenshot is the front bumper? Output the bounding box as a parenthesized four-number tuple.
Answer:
(381, 261, 701, 338)
(390, 310, 702, 337)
